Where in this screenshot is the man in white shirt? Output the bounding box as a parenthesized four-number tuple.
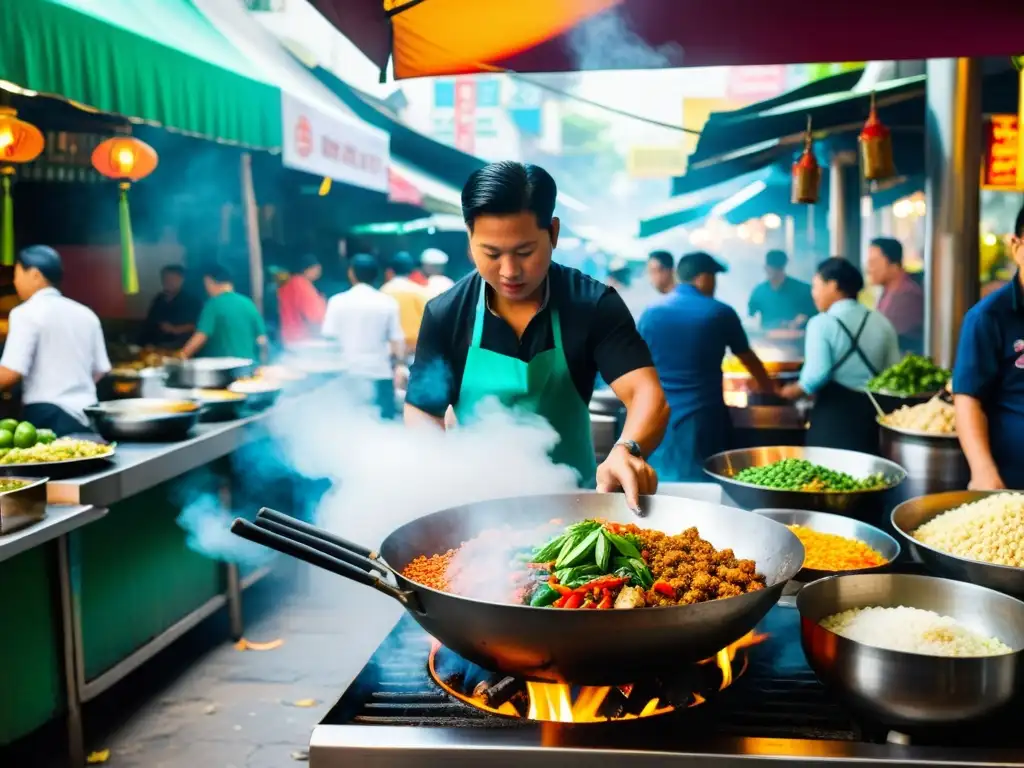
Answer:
(322, 254, 404, 419)
(0, 246, 111, 434)
(420, 248, 454, 298)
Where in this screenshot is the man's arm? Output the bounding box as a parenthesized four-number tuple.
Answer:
(607, 367, 669, 459)
(955, 395, 1003, 489)
(403, 304, 453, 429)
(179, 332, 208, 360)
(0, 310, 36, 390)
(724, 307, 773, 392)
(952, 310, 1003, 489)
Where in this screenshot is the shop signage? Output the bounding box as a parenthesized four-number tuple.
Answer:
(281, 92, 390, 193)
(726, 66, 787, 103)
(453, 76, 477, 154)
(981, 114, 1021, 191)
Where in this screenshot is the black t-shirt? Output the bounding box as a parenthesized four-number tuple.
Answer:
(139, 291, 202, 348)
(406, 262, 654, 418)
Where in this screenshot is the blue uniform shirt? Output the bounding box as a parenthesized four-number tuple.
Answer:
(638, 284, 750, 423)
(952, 277, 1024, 486)
(748, 276, 816, 329)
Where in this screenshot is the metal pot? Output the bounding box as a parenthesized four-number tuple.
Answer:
(231, 494, 804, 684)
(878, 422, 968, 497)
(798, 573, 1024, 726)
(0, 476, 48, 535)
(84, 398, 201, 442)
(163, 357, 255, 390)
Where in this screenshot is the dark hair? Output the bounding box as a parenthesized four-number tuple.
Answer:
(1015, 204, 1024, 238)
(648, 250, 674, 270)
(816, 257, 864, 298)
(293, 252, 319, 273)
(870, 237, 903, 267)
(389, 251, 415, 277)
(17, 245, 64, 287)
(461, 161, 557, 231)
(161, 264, 185, 278)
(350, 253, 379, 284)
(765, 249, 788, 269)
(203, 262, 233, 284)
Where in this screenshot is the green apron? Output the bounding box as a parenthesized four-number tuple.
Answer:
(454, 286, 598, 488)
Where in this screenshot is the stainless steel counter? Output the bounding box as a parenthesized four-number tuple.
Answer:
(0, 504, 103, 563)
(46, 412, 271, 506)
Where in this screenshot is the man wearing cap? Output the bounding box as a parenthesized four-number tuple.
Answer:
(0, 245, 111, 435)
(638, 252, 772, 481)
(747, 249, 816, 331)
(420, 248, 454, 298)
(277, 253, 327, 345)
(405, 161, 669, 508)
(382, 252, 429, 352)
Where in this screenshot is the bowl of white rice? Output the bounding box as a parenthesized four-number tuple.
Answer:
(798, 573, 1024, 726)
(891, 490, 1024, 598)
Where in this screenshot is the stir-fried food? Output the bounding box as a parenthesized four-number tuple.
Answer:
(0, 479, 30, 493)
(734, 459, 890, 492)
(401, 520, 768, 610)
(787, 525, 887, 571)
(0, 438, 113, 464)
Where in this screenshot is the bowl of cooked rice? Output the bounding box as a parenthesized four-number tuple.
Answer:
(891, 491, 1024, 598)
(798, 573, 1024, 726)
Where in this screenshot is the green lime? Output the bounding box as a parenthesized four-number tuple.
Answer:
(36, 429, 56, 445)
(0, 419, 18, 433)
(13, 422, 37, 449)
(0, 430, 13, 449)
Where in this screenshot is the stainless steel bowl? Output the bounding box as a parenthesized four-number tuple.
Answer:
(878, 421, 968, 498)
(84, 398, 201, 442)
(704, 446, 907, 520)
(163, 357, 255, 390)
(798, 573, 1024, 726)
(754, 509, 900, 582)
(891, 490, 1024, 598)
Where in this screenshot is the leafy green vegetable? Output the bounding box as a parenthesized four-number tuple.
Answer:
(734, 458, 890, 492)
(605, 531, 643, 560)
(531, 534, 567, 563)
(559, 528, 602, 568)
(595, 530, 611, 571)
(867, 354, 951, 396)
(529, 583, 561, 607)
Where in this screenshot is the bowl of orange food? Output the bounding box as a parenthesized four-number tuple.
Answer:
(753, 509, 899, 583)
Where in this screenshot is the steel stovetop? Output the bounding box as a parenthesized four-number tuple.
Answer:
(311, 606, 1023, 767)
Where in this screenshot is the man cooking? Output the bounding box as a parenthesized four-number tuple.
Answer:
(180, 263, 268, 362)
(953, 205, 1024, 490)
(0, 245, 111, 435)
(747, 249, 815, 330)
(638, 252, 773, 481)
(405, 161, 669, 506)
(138, 264, 199, 348)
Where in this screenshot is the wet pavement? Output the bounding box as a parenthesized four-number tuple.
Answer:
(30, 564, 403, 767)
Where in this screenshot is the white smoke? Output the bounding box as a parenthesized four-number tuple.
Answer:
(568, 7, 683, 71)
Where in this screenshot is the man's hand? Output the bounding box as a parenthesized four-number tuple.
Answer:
(596, 445, 658, 512)
(968, 468, 1005, 491)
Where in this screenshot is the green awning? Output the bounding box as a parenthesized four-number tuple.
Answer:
(1, 0, 281, 148)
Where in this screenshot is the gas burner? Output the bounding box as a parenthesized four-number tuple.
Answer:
(427, 631, 767, 723)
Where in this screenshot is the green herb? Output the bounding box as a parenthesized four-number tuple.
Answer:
(531, 534, 567, 563)
(529, 583, 561, 607)
(605, 531, 643, 560)
(595, 530, 611, 571)
(558, 528, 602, 568)
(867, 354, 951, 396)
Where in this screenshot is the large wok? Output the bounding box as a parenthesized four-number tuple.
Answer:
(232, 493, 804, 684)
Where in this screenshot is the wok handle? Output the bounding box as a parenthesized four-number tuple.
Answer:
(230, 519, 422, 612)
(253, 517, 385, 577)
(257, 507, 382, 563)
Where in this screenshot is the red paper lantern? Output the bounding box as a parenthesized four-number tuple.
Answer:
(0, 107, 44, 165)
(91, 136, 158, 182)
(791, 118, 821, 205)
(859, 94, 896, 182)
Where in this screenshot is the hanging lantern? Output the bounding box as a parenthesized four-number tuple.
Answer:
(791, 117, 821, 205)
(859, 93, 896, 182)
(91, 136, 158, 295)
(0, 107, 45, 267)
(1012, 55, 1023, 72)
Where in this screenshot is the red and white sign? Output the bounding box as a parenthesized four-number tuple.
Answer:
(982, 114, 1021, 191)
(388, 167, 424, 207)
(726, 66, 788, 103)
(281, 93, 390, 193)
(453, 76, 477, 153)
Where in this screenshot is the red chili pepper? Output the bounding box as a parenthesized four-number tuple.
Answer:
(548, 582, 572, 596)
(652, 580, 675, 598)
(597, 589, 614, 610)
(573, 575, 628, 594)
(553, 595, 568, 608)
(584, 599, 598, 609)
(563, 593, 584, 610)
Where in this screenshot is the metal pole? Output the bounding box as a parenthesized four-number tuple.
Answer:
(829, 162, 846, 256)
(57, 535, 85, 767)
(241, 152, 264, 313)
(219, 482, 245, 640)
(924, 58, 982, 368)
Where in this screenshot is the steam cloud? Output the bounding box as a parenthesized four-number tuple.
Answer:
(567, 7, 683, 71)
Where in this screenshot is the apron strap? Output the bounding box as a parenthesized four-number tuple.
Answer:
(830, 311, 880, 378)
(550, 307, 564, 351)
(470, 280, 487, 348)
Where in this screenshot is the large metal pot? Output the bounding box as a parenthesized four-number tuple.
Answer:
(163, 357, 255, 390)
(231, 493, 804, 684)
(84, 398, 201, 442)
(879, 422, 968, 498)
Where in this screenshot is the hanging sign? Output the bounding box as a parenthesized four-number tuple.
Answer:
(981, 114, 1021, 191)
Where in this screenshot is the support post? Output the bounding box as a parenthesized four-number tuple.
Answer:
(241, 153, 264, 314)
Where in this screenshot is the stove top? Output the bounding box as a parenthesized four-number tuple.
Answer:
(312, 606, 1024, 767)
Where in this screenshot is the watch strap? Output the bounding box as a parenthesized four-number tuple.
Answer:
(614, 439, 643, 458)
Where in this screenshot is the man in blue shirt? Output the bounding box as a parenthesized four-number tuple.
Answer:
(953, 205, 1024, 490)
(748, 250, 816, 330)
(638, 252, 772, 481)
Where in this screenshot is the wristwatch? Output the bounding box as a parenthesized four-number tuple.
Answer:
(614, 439, 643, 459)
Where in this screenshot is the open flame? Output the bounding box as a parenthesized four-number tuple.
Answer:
(428, 630, 768, 724)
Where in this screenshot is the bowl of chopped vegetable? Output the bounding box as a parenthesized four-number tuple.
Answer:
(704, 446, 906, 521)
(753, 509, 900, 582)
(866, 354, 951, 412)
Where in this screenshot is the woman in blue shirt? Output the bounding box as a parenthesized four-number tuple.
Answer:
(780, 258, 901, 454)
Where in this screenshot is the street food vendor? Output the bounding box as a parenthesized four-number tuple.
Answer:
(638, 252, 773, 480)
(180, 263, 268, 362)
(138, 264, 200, 348)
(779, 258, 900, 453)
(0, 246, 111, 435)
(747, 250, 815, 330)
(277, 253, 327, 345)
(952, 205, 1024, 490)
(866, 237, 924, 355)
(405, 161, 669, 504)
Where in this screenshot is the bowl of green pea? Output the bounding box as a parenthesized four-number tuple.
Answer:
(703, 446, 906, 522)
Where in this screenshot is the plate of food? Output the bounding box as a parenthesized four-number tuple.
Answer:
(0, 418, 115, 477)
